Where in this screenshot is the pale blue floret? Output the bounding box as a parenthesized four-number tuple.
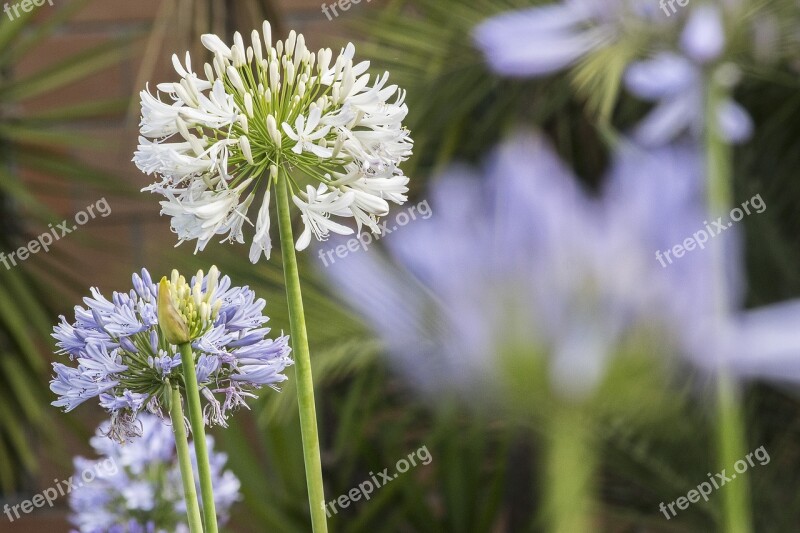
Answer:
(69, 414, 241, 532)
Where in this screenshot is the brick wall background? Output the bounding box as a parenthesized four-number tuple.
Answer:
(4, 0, 380, 530)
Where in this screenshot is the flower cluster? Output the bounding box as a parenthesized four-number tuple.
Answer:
(323, 132, 712, 397)
(134, 22, 413, 262)
(51, 267, 293, 442)
(473, 0, 667, 78)
(70, 414, 240, 533)
(474, 2, 753, 146)
(624, 5, 752, 146)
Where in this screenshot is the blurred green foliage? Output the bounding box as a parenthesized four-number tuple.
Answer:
(0, 0, 136, 495)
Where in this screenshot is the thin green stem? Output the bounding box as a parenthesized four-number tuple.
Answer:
(715, 373, 751, 533)
(705, 77, 752, 533)
(168, 384, 205, 533)
(544, 406, 595, 533)
(179, 342, 219, 533)
(275, 168, 329, 533)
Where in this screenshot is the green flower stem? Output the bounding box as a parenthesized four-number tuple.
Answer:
(715, 372, 751, 533)
(544, 405, 595, 533)
(705, 77, 752, 533)
(275, 170, 329, 533)
(168, 384, 205, 533)
(179, 341, 219, 533)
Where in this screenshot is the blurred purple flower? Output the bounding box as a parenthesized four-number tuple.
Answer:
(473, 0, 663, 77)
(625, 6, 752, 146)
(475, 2, 752, 147)
(324, 129, 800, 393)
(473, 2, 606, 76)
(70, 414, 240, 533)
(323, 131, 728, 398)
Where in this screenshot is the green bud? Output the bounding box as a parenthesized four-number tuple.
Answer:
(158, 277, 191, 344)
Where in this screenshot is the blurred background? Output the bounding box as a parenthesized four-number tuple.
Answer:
(2, 0, 800, 531)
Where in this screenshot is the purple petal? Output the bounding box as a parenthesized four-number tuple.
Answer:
(473, 5, 604, 77)
(624, 53, 698, 99)
(632, 93, 701, 146)
(680, 5, 725, 63)
(717, 98, 753, 144)
(727, 300, 800, 381)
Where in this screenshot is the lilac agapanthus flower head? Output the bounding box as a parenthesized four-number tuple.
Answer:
(624, 5, 753, 146)
(474, 2, 753, 147)
(51, 267, 293, 442)
(69, 414, 240, 533)
(473, 0, 665, 77)
(326, 127, 800, 400)
(323, 131, 726, 399)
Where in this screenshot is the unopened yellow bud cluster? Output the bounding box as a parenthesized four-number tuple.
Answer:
(158, 266, 222, 345)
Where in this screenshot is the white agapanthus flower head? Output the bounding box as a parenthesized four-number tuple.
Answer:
(134, 22, 413, 262)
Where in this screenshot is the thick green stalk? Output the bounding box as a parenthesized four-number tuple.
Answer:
(179, 342, 219, 533)
(275, 171, 328, 533)
(168, 384, 205, 533)
(705, 78, 752, 533)
(544, 406, 595, 533)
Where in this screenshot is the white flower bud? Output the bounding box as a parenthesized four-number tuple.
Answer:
(317, 48, 332, 75)
(293, 34, 306, 68)
(172, 82, 196, 107)
(267, 115, 281, 145)
(251, 29, 263, 63)
(286, 62, 295, 85)
(244, 92, 254, 117)
(269, 60, 280, 94)
(232, 45, 246, 68)
(262, 21, 272, 50)
(213, 57, 225, 79)
(239, 136, 254, 165)
(201, 34, 232, 59)
(204, 63, 215, 84)
(226, 66, 246, 94)
(233, 32, 245, 56)
(286, 30, 297, 59)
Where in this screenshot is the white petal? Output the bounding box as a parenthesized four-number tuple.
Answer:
(201, 34, 232, 58)
(295, 221, 312, 251)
